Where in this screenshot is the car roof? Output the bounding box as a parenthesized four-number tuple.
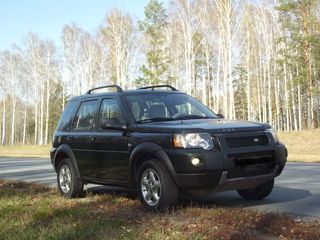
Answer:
(69, 87, 184, 102)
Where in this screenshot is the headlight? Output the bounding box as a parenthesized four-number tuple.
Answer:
(266, 128, 279, 143)
(173, 133, 214, 150)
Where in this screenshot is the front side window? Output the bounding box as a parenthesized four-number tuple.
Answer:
(98, 99, 124, 127)
(72, 100, 98, 130)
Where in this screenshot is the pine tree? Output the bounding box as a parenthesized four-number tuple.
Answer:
(136, 0, 170, 86)
(277, 0, 320, 129)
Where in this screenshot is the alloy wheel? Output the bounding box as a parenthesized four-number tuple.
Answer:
(140, 168, 161, 206)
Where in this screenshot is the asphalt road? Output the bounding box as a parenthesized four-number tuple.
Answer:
(0, 157, 319, 219)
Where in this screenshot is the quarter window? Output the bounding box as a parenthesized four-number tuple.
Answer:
(57, 100, 77, 131)
(72, 100, 98, 130)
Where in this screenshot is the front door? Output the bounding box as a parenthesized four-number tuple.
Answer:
(90, 98, 130, 181)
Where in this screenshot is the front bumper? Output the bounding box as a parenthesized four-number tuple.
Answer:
(166, 142, 287, 192)
(214, 165, 278, 192)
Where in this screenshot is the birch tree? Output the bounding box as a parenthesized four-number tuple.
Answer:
(0, 52, 8, 145)
(171, 0, 202, 96)
(196, 0, 217, 108)
(0, 52, 23, 144)
(100, 9, 136, 88)
(214, 0, 243, 119)
(62, 24, 83, 95)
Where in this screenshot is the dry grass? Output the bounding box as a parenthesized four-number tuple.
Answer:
(0, 179, 319, 240)
(278, 129, 320, 162)
(0, 144, 50, 158)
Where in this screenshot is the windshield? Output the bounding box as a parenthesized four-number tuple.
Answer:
(125, 93, 218, 123)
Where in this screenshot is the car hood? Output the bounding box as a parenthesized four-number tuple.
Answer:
(133, 119, 270, 133)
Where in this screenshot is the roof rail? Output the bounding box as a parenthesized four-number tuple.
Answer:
(138, 85, 178, 91)
(86, 85, 123, 94)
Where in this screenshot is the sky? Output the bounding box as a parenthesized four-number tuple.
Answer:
(0, 0, 168, 51)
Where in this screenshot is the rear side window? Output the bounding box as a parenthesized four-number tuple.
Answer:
(72, 100, 98, 130)
(57, 100, 77, 131)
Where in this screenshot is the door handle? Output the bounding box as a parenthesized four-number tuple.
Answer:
(66, 136, 72, 141)
(90, 137, 97, 142)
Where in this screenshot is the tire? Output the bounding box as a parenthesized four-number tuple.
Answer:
(57, 158, 83, 198)
(137, 159, 178, 212)
(237, 178, 274, 200)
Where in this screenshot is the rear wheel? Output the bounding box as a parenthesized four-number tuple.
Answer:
(237, 178, 274, 200)
(57, 158, 83, 198)
(137, 159, 178, 211)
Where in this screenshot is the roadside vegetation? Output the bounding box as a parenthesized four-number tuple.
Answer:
(0, 144, 50, 158)
(0, 0, 320, 148)
(0, 130, 319, 163)
(278, 130, 320, 163)
(0, 179, 319, 240)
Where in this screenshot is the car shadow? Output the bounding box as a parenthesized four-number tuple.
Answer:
(85, 185, 137, 199)
(178, 186, 312, 208)
(85, 185, 312, 209)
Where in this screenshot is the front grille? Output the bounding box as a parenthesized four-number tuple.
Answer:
(234, 155, 274, 168)
(227, 151, 276, 178)
(225, 135, 269, 148)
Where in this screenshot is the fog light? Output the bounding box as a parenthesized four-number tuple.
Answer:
(191, 157, 202, 167)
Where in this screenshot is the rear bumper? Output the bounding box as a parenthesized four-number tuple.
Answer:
(50, 147, 56, 166)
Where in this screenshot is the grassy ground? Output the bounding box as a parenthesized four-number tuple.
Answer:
(0, 130, 319, 162)
(0, 179, 319, 240)
(278, 129, 320, 162)
(0, 144, 50, 158)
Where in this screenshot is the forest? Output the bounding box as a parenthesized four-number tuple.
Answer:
(0, 0, 319, 145)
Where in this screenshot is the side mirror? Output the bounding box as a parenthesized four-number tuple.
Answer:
(217, 113, 224, 119)
(100, 118, 126, 130)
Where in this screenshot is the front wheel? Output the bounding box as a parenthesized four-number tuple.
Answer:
(237, 178, 274, 200)
(137, 159, 178, 211)
(57, 158, 83, 198)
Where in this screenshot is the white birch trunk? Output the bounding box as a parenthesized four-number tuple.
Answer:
(215, 36, 221, 113)
(10, 94, 16, 145)
(44, 79, 50, 145)
(1, 98, 6, 145)
(267, 64, 272, 125)
(22, 107, 27, 144)
(246, 30, 251, 120)
(297, 83, 302, 131)
(39, 81, 44, 145)
(202, 74, 207, 105)
(34, 102, 38, 144)
(290, 81, 297, 131)
(283, 63, 289, 131)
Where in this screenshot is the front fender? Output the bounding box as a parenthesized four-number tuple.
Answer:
(129, 142, 177, 186)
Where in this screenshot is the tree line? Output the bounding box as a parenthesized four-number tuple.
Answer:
(0, 0, 319, 145)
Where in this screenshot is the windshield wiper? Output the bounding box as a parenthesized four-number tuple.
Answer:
(175, 115, 215, 120)
(136, 117, 176, 123)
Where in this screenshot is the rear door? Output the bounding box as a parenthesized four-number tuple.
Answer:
(67, 99, 99, 177)
(90, 98, 130, 181)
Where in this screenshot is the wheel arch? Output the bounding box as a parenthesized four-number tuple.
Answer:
(53, 144, 81, 179)
(129, 142, 177, 186)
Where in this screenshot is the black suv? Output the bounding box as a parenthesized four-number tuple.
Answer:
(51, 85, 287, 211)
